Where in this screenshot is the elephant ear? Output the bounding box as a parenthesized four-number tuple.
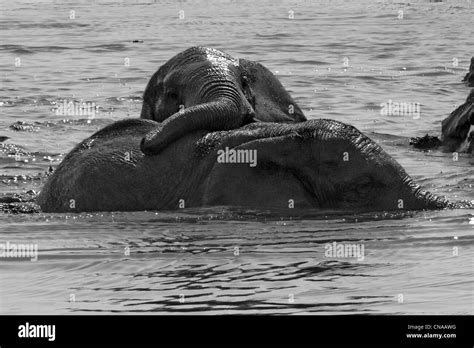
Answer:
(140, 78, 156, 120)
(141, 70, 164, 120)
(240, 74, 260, 124)
(238, 59, 306, 123)
(241, 74, 256, 111)
(140, 100, 153, 120)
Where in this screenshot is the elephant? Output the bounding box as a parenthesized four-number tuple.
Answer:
(38, 118, 452, 213)
(139, 47, 306, 155)
(410, 89, 473, 153)
(462, 57, 474, 87)
(440, 89, 474, 152)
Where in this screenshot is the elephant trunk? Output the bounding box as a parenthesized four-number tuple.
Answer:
(403, 178, 449, 209)
(141, 81, 253, 155)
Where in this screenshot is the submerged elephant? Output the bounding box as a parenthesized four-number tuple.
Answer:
(139, 47, 306, 155)
(38, 118, 450, 213)
(441, 89, 474, 153)
(462, 57, 474, 87)
(410, 90, 473, 153)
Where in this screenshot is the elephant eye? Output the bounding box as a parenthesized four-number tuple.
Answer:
(166, 90, 179, 100)
(354, 176, 375, 193)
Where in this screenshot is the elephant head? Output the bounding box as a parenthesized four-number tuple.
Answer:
(139, 47, 306, 155)
(141, 47, 254, 122)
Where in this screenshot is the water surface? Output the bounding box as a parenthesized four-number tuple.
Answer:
(0, 0, 473, 314)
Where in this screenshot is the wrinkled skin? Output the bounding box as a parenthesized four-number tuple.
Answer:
(38, 118, 449, 213)
(140, 47, 306, 155)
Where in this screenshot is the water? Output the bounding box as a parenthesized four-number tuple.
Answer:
(0, 0, 473, 314)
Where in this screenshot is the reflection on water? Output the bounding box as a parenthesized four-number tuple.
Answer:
(1, 209, 473, 314)
(1, 0, 473, 314)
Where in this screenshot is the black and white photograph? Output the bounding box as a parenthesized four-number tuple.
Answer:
(0, 0, 473, 345)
